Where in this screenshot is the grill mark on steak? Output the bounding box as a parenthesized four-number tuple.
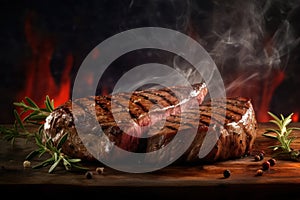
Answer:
(129, 86, 187, 114)
(119, 90, 177, 120)
(43, 84, 257, 166)
(166, 118, 180, 124)
(143, 90, 175, 106)
(92, 97, 111, 113)
(171, 117, 200, 129)
(145, 97, 257, 164)
(43, 83, 208, 161)
(136, 93, 158, 105)
(129, 94, 149, 113)
(170, 109, 212, 127)
(128, 107, 140, 120)
(103, 93, 143, 120)
(198, 97, 257, 161)
(207, 98, 250, 113)
(168, 111, 212, 127)
(72, 99, 94, 116)
(165, 125, 179, 131)
(198, 98, 252, 125)
(159, 88, 177, 99)
(200, 106, 239, 121)
(150, 112, 202, 134)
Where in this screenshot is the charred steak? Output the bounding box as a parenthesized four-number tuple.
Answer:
(43, 82, 257, 164)
(43, 83, 208, 161)
(146, 97, 258, 164)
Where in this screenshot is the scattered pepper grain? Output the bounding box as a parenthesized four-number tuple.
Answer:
(258, 153, 264, 161)
(23, 160, 31, 168)
(256, 169, 263, 176)
(96, 167, 104, 174)
(223, 169, 231, 178)
(254, 155, 261, 161)
(262, 161, 270, 171)
(85, 171, 93, 179)
(268, 158, 276, 166)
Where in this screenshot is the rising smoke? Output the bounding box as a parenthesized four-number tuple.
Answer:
(181, 0, 300, 121)
(103, 0, 300, 121)
(183, 0, 299, 79)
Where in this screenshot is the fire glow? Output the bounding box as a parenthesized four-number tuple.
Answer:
(17, 12, 73, 111)
(17, 1, 299, 123)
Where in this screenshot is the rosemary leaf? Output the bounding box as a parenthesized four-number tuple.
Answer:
(49, 157, 62, 173)
(1, 95, 89, 173)
(263, 112, 300, 161)
(27, 114, 50, 121)
(67, 158, 82, 163)
(72, 164, 89, 171)
(25, 96, 39, 108)
(63, 158, 71, 169)
(45, 95, 54, 112)
(57, 133, 68, 149)
(33, 157, 54, 169)
(54, 152, 58, 162)
(25, 149, 41, 160)
(268, 111, 280, 122)
(262, 133, 277, 139)
(13, 109, 25, 130)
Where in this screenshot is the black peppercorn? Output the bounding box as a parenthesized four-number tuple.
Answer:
(256, 169, 263, 176)
(262, 161, 270, 171)
(268, 158, 276, 166)
(254, 155, 261, 161)
(223, 169, 231, 178)
(259, 153, 264, 160)
(85, 171, 93, 179)
(260, 150, 265, 155)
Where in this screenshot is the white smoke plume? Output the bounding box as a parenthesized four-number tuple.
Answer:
(181, 0, 300, 121)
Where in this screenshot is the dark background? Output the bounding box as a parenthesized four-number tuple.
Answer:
(0, 0, 300, 123)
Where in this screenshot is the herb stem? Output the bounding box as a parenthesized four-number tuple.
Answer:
(0, 95, 88, 173)
(263, 112, 300, 161)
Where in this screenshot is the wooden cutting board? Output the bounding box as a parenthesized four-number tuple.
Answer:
(1, 123, 300, 199)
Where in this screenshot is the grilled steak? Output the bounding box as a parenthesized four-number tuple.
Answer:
(43, 83, 208, 161)
(146, 97, 257, 164)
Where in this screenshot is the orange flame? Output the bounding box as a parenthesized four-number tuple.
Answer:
(17, 12, 72, 112)
(225, 69, 285, 123)
(257, 70, 285, 122)
(292, 112, 299, 122)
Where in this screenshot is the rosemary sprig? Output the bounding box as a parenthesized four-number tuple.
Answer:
(262, 112, 300, 161)
(26, 132, 88, 173)
(0, 96, 88, 173)
(0, 96, 53, 144)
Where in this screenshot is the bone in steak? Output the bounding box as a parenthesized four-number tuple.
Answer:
(43, 83, 208, 161)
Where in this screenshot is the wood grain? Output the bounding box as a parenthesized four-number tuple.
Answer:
(1, 123, 300, 199)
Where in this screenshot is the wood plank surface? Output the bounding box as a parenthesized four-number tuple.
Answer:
(1, 123, 300, 199)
